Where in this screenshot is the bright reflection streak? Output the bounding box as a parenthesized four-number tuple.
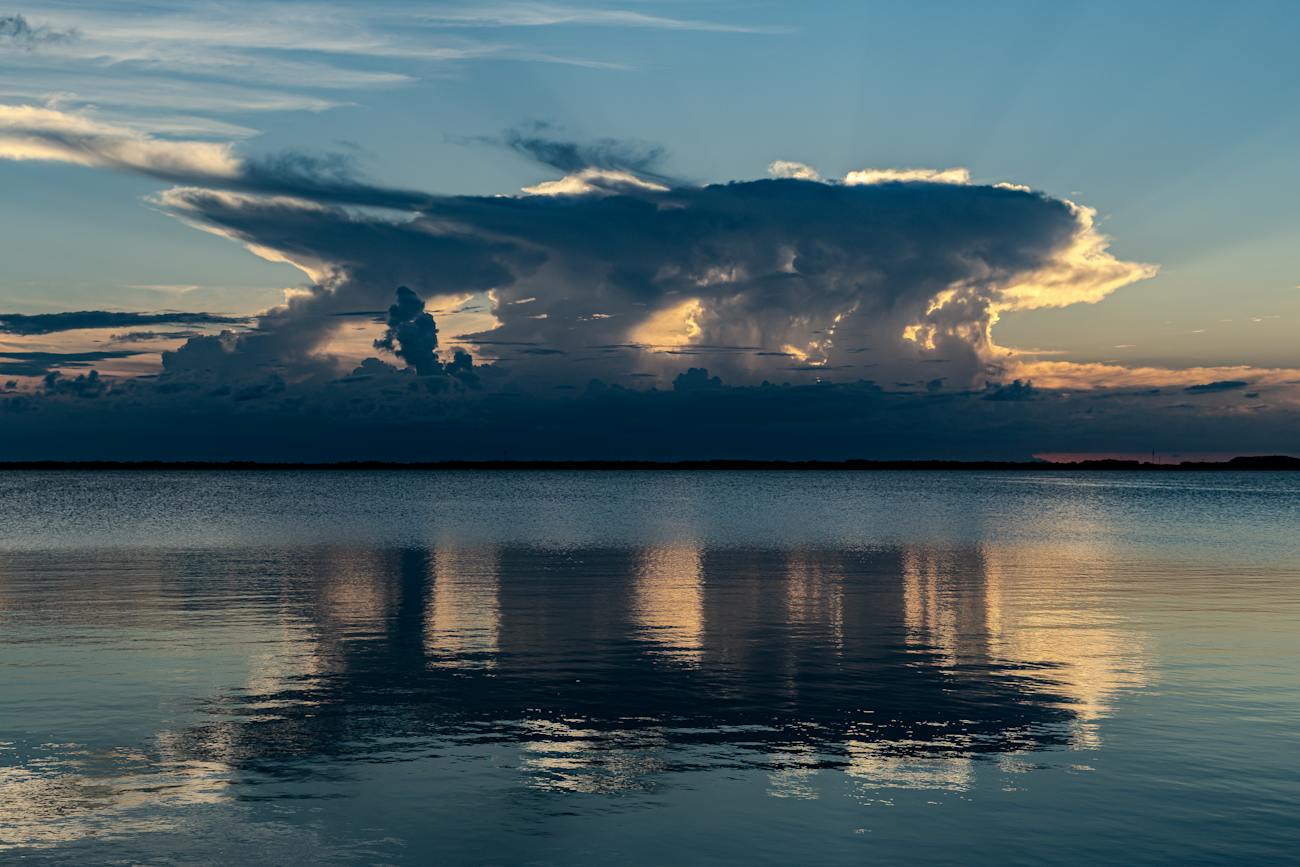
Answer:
(243, 611, 324, 717)
(901, 543, 1152, 749)
(902, 548, 992, 668)
(981, 544, 1153, 749)
(520, 720, 668, 794)
(317, 549, 394, 636)
(633, 544, 704, 663)
(846, 738, 974, 793)
(0, 746, 230, 850)
(425, 546, 501, 668)
(785, 552, 844, 650)
(766, 738, 821, 800)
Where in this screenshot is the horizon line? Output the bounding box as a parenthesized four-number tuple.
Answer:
(0, 456, 1296, 471)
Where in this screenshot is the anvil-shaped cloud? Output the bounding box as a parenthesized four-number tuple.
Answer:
(155, 175, 1153, 389)
(1, 106, 1156, 390)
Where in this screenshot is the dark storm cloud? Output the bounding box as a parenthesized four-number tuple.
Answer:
(42, 369, 105, 397)
(375, 286, 441, 375)
(234, 150, 437, 210)
(0, 310, 246, 335)
(1184, 380, 1249, 394)
(0, 14, 77, 49)
(110, 330, 205, 343)
(499, 122, 671, 180)
(178, 150, 433, 209)
(983, 379, 1038, 401)
(673, 368, 722, 391)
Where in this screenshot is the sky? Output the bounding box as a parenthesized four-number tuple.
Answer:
(0, 0, 1297, 460)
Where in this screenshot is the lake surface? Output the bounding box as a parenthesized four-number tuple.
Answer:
(1, 471, 1297, 864)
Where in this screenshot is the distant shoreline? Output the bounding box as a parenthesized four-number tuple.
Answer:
(0, 456, 1296, 471)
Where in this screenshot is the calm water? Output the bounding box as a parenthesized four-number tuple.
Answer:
(1, 471, 1297, 864)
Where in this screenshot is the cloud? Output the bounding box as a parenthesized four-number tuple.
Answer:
(0, 105, 239, 177)
(375, 286, 442, 375)
(0, 106, 435, 209)
(498, 122, 671, 181)
(0, 349, 144, 377)
(364, 288, 482, 388)
(844, 167, 971, 186)
(1184, 380, 1250, 394)
(983, 379, 1038, 401)
(109, 330, 205, 343)
(3, 370, 1298, 460)
(520, 167, 669, 196)
(768, 160, 820, 181)
(1007, 360, 1296, 390)
(0, 110, 1184, 406)
(146, 166, 1154, 394)
(673, 367, 723, 391)
(9, 114, 1291, 459)
(1, 1, 763, 127)
(155, 187, 529, 378)
(0, 309, 247, 335)
(42, 369, 105, 397)
(0, 14, 77, 50)
(404, 4, 783, 34)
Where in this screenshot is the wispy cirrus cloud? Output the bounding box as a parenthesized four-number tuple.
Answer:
(2, 2, 774, 129)
(0, 13, 76, 50)
(400, 3, 787, 34)
(0, 105, 241, 177)
(0, 106, 434, 208)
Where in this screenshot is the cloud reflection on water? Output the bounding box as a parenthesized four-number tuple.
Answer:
(0, 539, 1151, 851)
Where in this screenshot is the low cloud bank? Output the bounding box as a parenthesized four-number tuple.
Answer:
(0, 310, 246, 335)
(1, 367, 1294, 461)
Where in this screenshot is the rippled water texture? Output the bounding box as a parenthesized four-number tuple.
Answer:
(1, 471, 1297, 864)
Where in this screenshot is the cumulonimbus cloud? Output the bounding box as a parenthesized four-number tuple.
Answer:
(0, 108, 1162, 392)
(150, 164, 1156, 389)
